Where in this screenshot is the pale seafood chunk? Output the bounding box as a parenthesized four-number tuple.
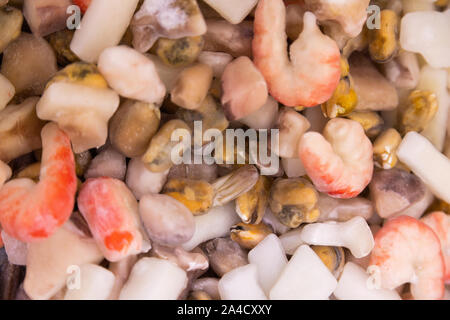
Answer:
(1, 230, 27, 266)
(270, 245, 337, 300)
(417, 66, 449, 151)
(369, 168, 430, 219)
(64, 264, 115, 300)
(400, 10, 450, 69)
(203, 0, 258, 24)
(276, 108, 310, 158)
(70, 0, 139, 63)
(36, 82, 120, 153)
(203, 237, 248, 277)
(98, 46, 166, 105)
(334, 262, 401, 300)
(119, 257, 187, 300)
(126, 158, 169, 200)
(300, 217, 374, 258)
(218, 264, 267, 300)
(23, 0, 71, 37)
(84, 148, 126, 181)
(131, 0, 207, 53)
(350, 53, 398, 111)
(0, 97, 45, 163)
(107, 255, 138, 300)
(279, 228, 304, 256)
(248, 234, 287, 295)
(317, 193, 374, 222)
(182, 203, 240, 251)
(240, 96, 279, 130)
(381, 51, 420, 89)
(281, 157, 306, 178)
(139, 194, 195, 247)
(24, 222, 104, 300)
(221, 56, 268, 121)
(304, 0, 370, 38)
(203, 19, 253, 57)
(397, 131, 450, 203)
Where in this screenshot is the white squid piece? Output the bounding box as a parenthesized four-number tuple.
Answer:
(300, 216, 374, 258)
(397, 131, 450, 204)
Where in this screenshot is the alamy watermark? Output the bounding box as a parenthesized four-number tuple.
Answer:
(66, 5, 82, 30)
(66, 265, 81, 290)
(366, 5, 381, 30)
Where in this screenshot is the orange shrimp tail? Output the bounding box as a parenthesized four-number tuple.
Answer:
(0, 124, 76, 242)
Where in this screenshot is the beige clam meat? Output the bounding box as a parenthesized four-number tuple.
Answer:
(139, 194, 195, 247)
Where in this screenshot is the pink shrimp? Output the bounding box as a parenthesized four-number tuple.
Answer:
(421, 211, 450, 283)
(370, 215, 445, 300)
(0, 123, 77, 242)
(253, 0, 340, 107)
(299, 118, 373, 199)
(77, 177, 144, 262)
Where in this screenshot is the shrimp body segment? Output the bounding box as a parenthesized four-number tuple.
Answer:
(77, 177, 144, 262)
(369, 216, 445, 300)
(253, 0, 341, 107)
(421, 212, 450, 283)
(0, 123, 77, 242)
(299, 118, 373, 199)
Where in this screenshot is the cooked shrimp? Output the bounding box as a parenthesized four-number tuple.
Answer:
(369, 215, 445, 300)
(253, 0, 341, 107)
(421, 212, 450, 283)
(77, 177, 144, 262)
(0, 123, 77, 242)
(298, 118, 373, 199)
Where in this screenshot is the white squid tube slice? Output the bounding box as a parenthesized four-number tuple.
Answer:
(397, 131, 450, 203)
(300, 216, 374, 258)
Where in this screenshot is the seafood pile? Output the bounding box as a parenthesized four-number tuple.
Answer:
(0, 0, 449, 300)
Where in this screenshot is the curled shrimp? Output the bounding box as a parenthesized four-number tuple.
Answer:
(421, 211, 450, 283)
(299, 118, 373, 199)
(77, 177, 144, 262)
(253, 0, 341, 107)
(369, 215, 445, 300)
(0, 123, 77, 242)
